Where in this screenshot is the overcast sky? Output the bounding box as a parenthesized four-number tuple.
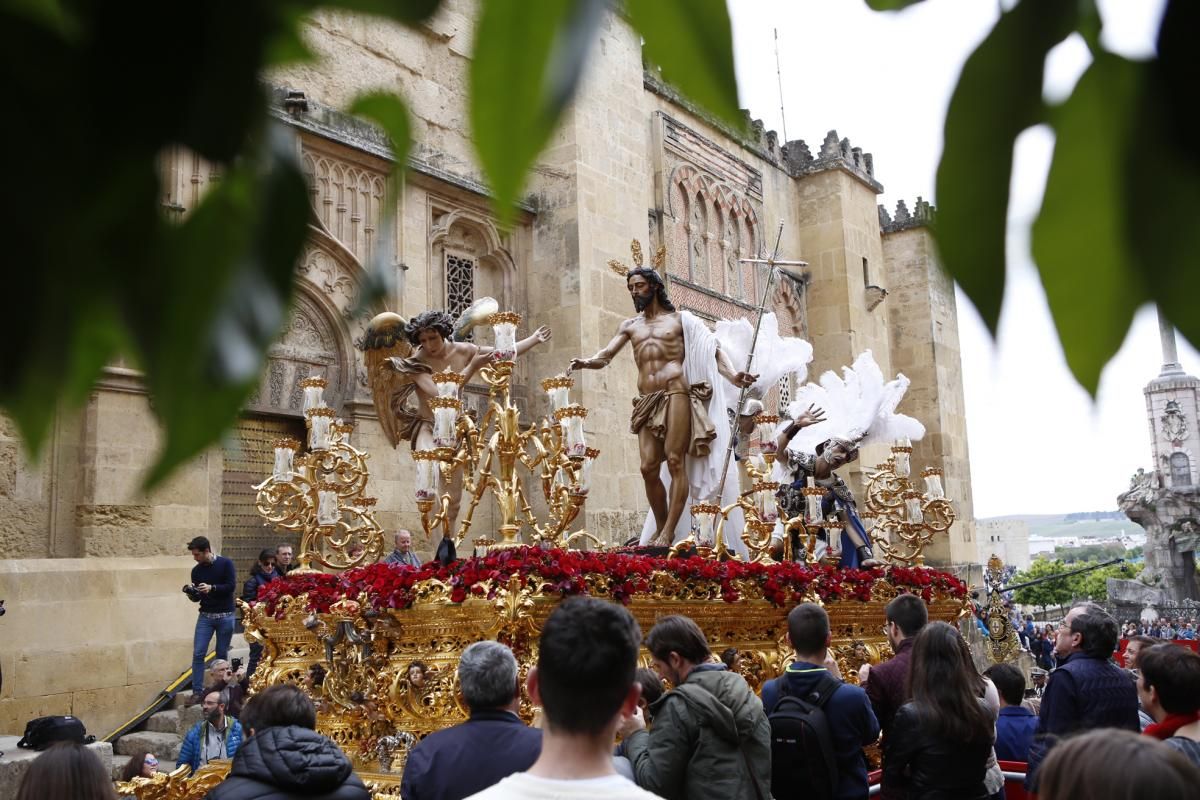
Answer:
(727, 0, 1199, 518)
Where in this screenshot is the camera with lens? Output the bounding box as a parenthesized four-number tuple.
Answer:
(231, 657, 243, 672)
(182, 584, 202, 602)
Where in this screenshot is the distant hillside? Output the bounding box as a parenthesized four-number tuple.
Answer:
(980, 512, 1136, 539)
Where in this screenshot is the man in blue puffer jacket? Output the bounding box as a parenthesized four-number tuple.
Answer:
(177, 687, 243, 772)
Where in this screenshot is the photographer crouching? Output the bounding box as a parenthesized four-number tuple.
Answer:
(184, 536, 236, 705)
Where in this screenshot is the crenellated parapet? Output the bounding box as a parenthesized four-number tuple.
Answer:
(784, 130, 882, 191)
(880, 196, 936, 233)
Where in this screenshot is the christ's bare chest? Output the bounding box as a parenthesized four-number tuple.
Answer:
(629, 315, 685, 360)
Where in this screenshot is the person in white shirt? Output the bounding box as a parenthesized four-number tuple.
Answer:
(465, 598, 662, 800)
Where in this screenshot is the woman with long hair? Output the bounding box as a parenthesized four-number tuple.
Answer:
(881, 621, 994, 800)
(119, 750, 159, 782)
(15, 742, 116, 800)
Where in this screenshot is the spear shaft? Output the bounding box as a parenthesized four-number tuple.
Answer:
(712, 221, 786, 501)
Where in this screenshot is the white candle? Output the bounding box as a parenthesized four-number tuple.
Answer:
(414, 453, 439, 501)
(433, 406, 458, 449)
(491, 321, 517, 362)
(272, 444, 295, 481)
(805, 477, 822, 523)
(691, 505, 718, 548)
(309, 413, 332, 450)
(301, 377, 327, 413)
(905, 494, 924, 525)
(317, 489, 340, 525)
(757, 485, 779, 524)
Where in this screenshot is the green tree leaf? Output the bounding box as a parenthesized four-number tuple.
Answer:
(349, 91, 413, 177)
(470, 0, 606, 223)
(626, 0, 742, 130)
(135, 126, 310, 488)
(1125, 0, 1200, 352)
(1032, 54, 1149, 395)
(864, 0, 926, 10)
(935, 0, 1076, 334)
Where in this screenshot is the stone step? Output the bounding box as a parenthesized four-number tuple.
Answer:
(115, 731, 183, 761)
(143, 709, 179, 734)
(176, 705, 204, 736)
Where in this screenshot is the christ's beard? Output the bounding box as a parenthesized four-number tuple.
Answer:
(633, 293, 652, 312)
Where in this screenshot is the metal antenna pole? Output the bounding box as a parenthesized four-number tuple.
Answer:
(774, 28, 788, 143)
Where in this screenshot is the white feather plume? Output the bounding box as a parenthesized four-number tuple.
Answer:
(715, 313, 813, 411)
(783, 350, 925, 456)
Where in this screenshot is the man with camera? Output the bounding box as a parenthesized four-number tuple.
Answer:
(184, 536, 237, 705)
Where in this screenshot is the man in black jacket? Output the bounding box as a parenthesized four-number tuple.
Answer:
(207, 684, 368, 800)
(401, 641, 541, 800)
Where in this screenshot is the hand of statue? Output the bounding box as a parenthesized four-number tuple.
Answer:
(617, 705, 646, 738)
(569, 357, 597, 371)
(533, 325, 551, 343)
(793, 404, 826, 429)
(731, 371, 757, 389)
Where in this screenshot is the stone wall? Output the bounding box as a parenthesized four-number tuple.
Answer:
(0, 558, 194, 738)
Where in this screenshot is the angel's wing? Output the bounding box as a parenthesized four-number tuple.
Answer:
(452, 297, 499, 341)
(358, 312, 413, 449)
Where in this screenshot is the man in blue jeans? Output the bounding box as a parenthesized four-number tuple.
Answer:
(186, 536, 237, 704)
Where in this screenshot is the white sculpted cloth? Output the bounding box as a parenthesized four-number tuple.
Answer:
(638, 311, 747, 555)
(465, 772, 662, 800)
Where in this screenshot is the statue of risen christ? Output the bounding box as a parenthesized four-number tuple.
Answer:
(571, 268, 756, 546)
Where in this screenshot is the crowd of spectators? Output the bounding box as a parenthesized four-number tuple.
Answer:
(16, 576, 1200, 800)
(1123, 617, 1198, 640)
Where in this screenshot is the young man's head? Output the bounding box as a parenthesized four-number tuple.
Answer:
(787, 603, 831, 662)
(635, 668, 664, 720)
(645, 615, 711, 687)
(1137, 643, 1200, 723)
(187, 536, 213, 563)
(1124, 635, 1158, 670)
(1056, 602, 1119, 660)
(240, 684, 317, 736)
(404, 310, 455, 354)
(458, 641, 521, 714)
(530, 597, 641, 737)
(983, 662, 1026, 708)
(884, 592, 929, 647)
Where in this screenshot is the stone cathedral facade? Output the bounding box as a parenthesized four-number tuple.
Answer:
(0, 2, 975, 735)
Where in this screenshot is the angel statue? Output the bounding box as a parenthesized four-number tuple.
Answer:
(359, 301, 551, 550)
(773, 350, 926, 568)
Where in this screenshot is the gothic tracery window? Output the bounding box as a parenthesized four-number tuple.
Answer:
(445, 252, 476, 326)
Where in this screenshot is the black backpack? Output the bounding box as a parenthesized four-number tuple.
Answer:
(16, 715, 93, 751)
(767, 673, 840, 800)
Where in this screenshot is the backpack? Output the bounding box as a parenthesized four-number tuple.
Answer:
(766, 673, 840, 800)
(16, 715, 93, 751)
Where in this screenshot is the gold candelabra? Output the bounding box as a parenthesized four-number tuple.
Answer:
(414, 312, 600, 552)
(862, 440, 955, 565)
(670, 413, 831, 565)
(254, 376, 385, 572)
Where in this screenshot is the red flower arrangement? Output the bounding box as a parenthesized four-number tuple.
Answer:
(253, 547, 968, 619)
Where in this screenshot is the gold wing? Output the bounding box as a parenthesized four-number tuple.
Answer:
(358, 312, 412, 449)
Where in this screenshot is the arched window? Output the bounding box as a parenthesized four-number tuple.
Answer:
(1170, 452, 1192, 486)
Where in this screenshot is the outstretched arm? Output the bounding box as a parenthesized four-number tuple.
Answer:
(775, 404, 826, 452)
(715, 344, 757, 388)
(570, 322, 631, 371)
(515, 325, 551, 356)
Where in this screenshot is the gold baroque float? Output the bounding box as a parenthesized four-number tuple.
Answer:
(239, 548, 969, 775)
